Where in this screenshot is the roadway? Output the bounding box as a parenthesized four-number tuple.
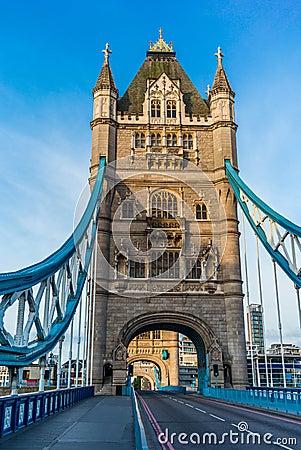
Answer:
(137, 391, 301, 450)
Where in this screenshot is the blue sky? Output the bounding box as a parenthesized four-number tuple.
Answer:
(0, 0, 300, 347)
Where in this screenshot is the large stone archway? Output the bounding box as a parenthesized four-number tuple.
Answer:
(119, 311, 216, 349)
(111, 311, 224, 391)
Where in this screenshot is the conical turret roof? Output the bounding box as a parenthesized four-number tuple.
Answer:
(211, 47, 234, 95)
(93, 43, 117, 94)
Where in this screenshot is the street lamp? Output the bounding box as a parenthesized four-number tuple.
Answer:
(47, 353, 56, 387)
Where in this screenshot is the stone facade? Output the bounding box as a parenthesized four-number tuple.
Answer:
(89, 33, 248, 393)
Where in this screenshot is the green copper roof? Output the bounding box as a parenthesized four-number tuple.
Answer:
(118, 54, 210, 116)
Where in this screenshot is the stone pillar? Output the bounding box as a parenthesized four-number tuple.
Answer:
(164, 331, 179, 386)
(112, 343, 127, 391)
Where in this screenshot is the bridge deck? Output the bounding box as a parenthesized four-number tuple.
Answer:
(0, 395, 134, 449)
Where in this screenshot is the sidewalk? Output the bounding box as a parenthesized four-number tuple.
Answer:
(0, 396, 135, 449)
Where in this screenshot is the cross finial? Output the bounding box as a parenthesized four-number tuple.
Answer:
(102, 43, 112, 64)
(159, 27, 163, 39)
(214, 46, 224, 65)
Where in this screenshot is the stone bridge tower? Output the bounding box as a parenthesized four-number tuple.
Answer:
(89, 31, 248, 393)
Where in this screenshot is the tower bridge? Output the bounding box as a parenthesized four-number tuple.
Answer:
(0, 31, 300, 447)
(90, 30, 245, 394)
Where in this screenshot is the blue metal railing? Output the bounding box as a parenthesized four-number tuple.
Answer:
(0, 385, 94, 437)
(204, 387, 301, 415)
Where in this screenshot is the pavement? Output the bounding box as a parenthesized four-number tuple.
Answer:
(0, 395, 135, 449)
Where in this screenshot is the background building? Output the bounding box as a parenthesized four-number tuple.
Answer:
(246, 303, 265, 354)
(179, 336, 198, 389)
(247, 343, 301, 387)
(0, 366, 9, 386)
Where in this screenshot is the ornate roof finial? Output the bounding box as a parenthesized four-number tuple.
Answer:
(214, 46, 224, 66)
(205, 84, 211, 98)
(148, 28, 174, 53)
(102, 43, 112, 64)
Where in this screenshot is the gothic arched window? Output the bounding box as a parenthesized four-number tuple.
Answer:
(183, 133, 193, 149)
(166, 100, 176, 118)
(167, 133, 177, 147)
(151, 99, 161, 117)
(151, 191, 178, 218)
(135, 132, 145, 148)
(151, 133, 161, 146)
(196, 203, 208, 220)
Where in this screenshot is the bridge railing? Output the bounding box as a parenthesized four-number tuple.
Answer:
(204, 386, 301, 415)
(131, 388, 148, 450)
(0, 385, 94, 437)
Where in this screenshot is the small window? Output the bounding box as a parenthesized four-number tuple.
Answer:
(139, 332, 151, 339)
(153, 330, 161, 339)
(167, 100, 176, 118)
(129, 259, 146, 278)
(196, 203, 207, 220)
(183, 134, 193, 149)
(167, 133, 177, 147)
(151, 133, 161, 146)
(122, 201, 135, 219)
(151, 99, 161, 117)
(186, 258, 202, 279)
(23, 370, 30, 380)
(135, 133, 145, 148)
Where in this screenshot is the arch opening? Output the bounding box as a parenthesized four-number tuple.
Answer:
(120, 312, 222, 392)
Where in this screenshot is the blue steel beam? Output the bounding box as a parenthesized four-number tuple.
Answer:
(225, 159, 301, 288)
(0, 157, 106, 366)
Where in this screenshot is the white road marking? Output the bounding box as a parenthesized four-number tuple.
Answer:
(272, 443, 293, 450)
(195, 407, 206, 413)
(209, 413, 225, 422)
(178, 400, 184, 404)
(185, 403, 194, 408)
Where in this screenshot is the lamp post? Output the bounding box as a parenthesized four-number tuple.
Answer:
(47, 353, 56, 387)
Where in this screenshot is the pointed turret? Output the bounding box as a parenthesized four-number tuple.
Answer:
(92, 43, 118, 121)
(90, 43, 118, 175)
(209, 47, 235, 123)
(93, 43, 117, 94)
(211, 47, 234, 95)
(209, 47, 238, 168)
